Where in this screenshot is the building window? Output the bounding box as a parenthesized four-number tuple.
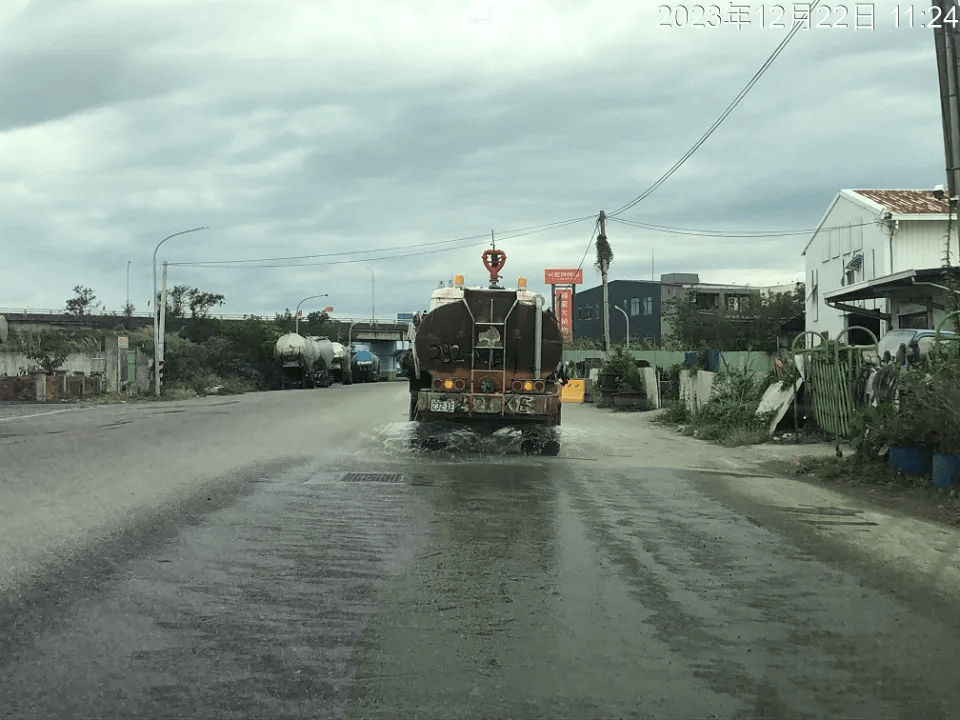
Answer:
(696, 293, 719, 310)
(643, 297, 653, 315)
(630, 297, 640, 316)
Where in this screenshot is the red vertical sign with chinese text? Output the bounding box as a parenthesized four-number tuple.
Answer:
(555, 287, 573, 343)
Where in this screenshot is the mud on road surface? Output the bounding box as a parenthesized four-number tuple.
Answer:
(1, 387, 960, 718)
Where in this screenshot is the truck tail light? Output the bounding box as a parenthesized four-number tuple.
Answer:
(512, 380, 523, 392)
(454, 379, 466, 390)
(433, 379, 443, 390)
(523, 381, 534, 391)
(443, 379, 454, 389)
(534, 381, 544, 392)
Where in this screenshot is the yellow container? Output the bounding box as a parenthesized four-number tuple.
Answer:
(561, 379, 585, 404)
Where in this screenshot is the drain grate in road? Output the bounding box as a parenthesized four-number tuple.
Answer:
(340, 472, 405, 483)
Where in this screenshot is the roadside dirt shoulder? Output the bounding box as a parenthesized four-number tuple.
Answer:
(566, 405, 960, 603)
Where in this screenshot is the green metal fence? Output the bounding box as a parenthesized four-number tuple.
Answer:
(790, 327, 878, 440)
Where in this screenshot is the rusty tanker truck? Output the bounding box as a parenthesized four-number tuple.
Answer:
(406, 248, 564, 455)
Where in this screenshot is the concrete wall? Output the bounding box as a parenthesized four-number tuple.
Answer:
(679, 370, 716, 413)
(0, 334, 151, 396)
(0, 374, 103, 402)
(0, 352, 96, 376)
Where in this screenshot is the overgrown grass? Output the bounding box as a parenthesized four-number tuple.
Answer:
(654, 364, 776, 446)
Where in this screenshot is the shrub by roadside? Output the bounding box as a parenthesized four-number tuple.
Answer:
(655, 363, 777, 447)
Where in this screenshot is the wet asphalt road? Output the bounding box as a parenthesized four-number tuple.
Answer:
(1, 385, 960, 718)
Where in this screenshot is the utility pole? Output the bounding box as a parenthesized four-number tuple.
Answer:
(934, 0, 960, 265)
(598, 211, 611, 356)
(157, 261, 168, 397)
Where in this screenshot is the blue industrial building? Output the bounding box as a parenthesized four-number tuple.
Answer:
(573, 280, 663, 345)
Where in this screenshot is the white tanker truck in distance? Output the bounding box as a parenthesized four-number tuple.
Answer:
(331, 342, 352, 385)
(273, 333, 336, 389)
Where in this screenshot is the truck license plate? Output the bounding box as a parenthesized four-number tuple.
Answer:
(430, 399, 455, 412)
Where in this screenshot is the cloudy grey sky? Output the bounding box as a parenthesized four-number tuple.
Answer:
(0, 0, 946, 320)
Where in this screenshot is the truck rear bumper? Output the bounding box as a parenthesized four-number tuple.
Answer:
(416, 391, 560, 425)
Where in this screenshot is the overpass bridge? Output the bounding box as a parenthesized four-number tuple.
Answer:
(0, 310, 414, 354)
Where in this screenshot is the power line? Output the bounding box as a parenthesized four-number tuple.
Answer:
(577, 217, 601, 271)
(609, 215, 879, 238)
(608, 0, 822, 218)
(171, 216, 595, 269)
(172, 215, 595, 266)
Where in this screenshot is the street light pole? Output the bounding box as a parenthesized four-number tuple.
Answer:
(153, 226, 208, 397)
(294, 294, 328, 335)
(366, 267, 375, 327)
(614, 304, 630, 350)
(126, 261, 131, 308)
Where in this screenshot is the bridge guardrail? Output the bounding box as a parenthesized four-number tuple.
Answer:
(0, 309, 409, 326)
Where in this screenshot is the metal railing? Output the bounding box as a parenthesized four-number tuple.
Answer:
(0, 308, 408, 325)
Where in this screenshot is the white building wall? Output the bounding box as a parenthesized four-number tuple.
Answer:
(891, 219, 949, 271)
(805, 194, 888, 339)
(805, 196, 954, 338)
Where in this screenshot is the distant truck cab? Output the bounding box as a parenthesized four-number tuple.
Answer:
(407, 248, 564, 454)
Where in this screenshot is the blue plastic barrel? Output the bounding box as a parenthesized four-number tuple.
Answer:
(932, 453, 960, 488)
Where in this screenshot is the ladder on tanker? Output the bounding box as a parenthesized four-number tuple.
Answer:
(469, 297, 517, 397)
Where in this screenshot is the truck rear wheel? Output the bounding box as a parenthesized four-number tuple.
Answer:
(541, 437, 561, 456)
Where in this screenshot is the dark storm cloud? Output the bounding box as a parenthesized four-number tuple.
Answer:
(0, 50, 176, 131)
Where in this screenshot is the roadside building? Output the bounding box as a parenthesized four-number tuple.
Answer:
(573, 274, 797, 346)
(573, 280, 661, 345)
(802, 189, 955, 343)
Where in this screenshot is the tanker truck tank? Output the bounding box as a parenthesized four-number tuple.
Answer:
(330, 341, 352, 385)
(351, 349, 380, 383)
(408, 247, 564, 455)
(273, 333, 335, 389)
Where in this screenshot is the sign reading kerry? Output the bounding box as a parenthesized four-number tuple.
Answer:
(544, 268, 583, 285)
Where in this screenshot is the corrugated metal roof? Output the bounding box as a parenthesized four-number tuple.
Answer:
(853, 189, 951, 215)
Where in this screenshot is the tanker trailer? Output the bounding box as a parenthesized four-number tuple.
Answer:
(308, 336, 336, 388)
(330, 341, 352, 384)
(351, 349, 380, 383)
(408, 247, 564, 454)
(273, 333, 334, 389)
